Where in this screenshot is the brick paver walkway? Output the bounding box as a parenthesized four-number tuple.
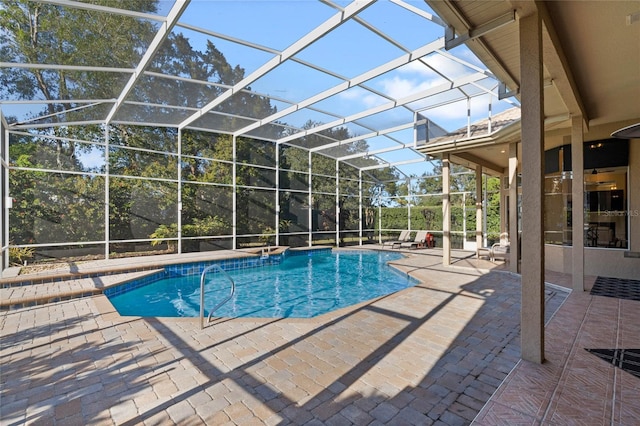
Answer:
(1, 251, 568, 425)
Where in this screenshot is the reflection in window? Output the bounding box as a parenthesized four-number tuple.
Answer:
(544, 172, 572, 246)
(585, 167, 628, 248)
(543, 167, 629, 249)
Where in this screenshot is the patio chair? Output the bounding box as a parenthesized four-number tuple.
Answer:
(400, 230, 428, 249)
(490, 233, 510, 262)
(382, 230, 411, 249)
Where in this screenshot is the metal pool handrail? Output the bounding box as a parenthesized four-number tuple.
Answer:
(200, 264, 235, 329)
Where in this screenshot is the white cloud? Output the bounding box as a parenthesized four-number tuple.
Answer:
(396, 60, 436, 76)
(333, 50, 503, 131)
(380, 76, 438, 99)
(421, 54, 471, 79)
(419, 93, 497, 124)
(337, 86, 387, 109)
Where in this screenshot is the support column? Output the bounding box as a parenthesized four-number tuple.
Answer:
(571, 116, 584, 291)
(275, 147, 280, 247)
(475, 165, 483, 253)
(104, 126, 110, 259)
(509, 142, 519, 272)
(358, 170, 363, 246)
(335, 159, 340, 246)
(177, 129, 182, 254)
(519, 11, 545, 364)
(378, 198, 382, 244)
(308, 151, 313, 247)
(499, 177, 507, 237)
(232, 136, 237, 250)
(442, 154, 451, 266)
(407, 178, 412, 232)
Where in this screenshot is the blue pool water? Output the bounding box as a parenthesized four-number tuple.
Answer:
(108, 250, 417, 318)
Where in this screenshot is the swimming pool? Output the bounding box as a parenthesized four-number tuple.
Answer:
(107, 249, 417, 318)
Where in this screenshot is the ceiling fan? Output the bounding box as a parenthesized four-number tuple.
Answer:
(611, 122, 640, 139)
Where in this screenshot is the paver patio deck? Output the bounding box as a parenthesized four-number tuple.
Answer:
(1, 248, 636, 425)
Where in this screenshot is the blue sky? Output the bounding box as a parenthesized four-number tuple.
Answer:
(159, 0, 515, 176)
(6, 1, 517, 177)
(168, 0, 505, 132)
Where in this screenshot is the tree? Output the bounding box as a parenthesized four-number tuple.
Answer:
(2, 0, 405, 255)
(2, 1, 161, 252)
(1, 0, 159, 163)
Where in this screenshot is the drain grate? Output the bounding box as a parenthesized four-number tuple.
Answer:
(590, 276, 640, 301)
(585, 349, 640, 379)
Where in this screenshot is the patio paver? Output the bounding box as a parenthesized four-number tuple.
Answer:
(0, 248, 588, 425)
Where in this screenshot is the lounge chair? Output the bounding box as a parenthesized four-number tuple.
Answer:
(382, 230, 411, 249)
(400, 230, 428, 249)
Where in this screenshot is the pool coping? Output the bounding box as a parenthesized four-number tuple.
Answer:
(0, 246, 356, 310)
(0, 269, 163, 311)
(0, 246, 305, 287)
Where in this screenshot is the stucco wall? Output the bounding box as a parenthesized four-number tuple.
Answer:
(546, 245, 639, 280)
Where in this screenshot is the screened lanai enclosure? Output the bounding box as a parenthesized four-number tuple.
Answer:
(1, 0, 519, 269)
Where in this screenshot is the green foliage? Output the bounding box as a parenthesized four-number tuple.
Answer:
(376, 170, 502, 240)
(378, 206, 444, 231)
(258, 226, 276, 245)
(185, 216, 230, 237)
(150, 216, 230, 247)
(149, 224, 179, 247)
(9, 244, 35, 266)
(2, 0, 416, 258)
(9, 144, 106, 245)
(258, 220, 292, 245)
(380, 207, 410, 230)
(1, 1, 158, 116)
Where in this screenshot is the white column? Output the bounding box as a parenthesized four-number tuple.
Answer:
(442, 154, 451, 265)
(500, 177, 507, 237)
(275, 146, 280, 247)
(232, 136, 237, 250)
(463, 192, 467, 243)
(509, 142, 519, 272)
(335, 159, 340, 246)
(378, 198, 382, 244)
(308, 151, 313, 247)
(359, 170, 363, 246)
(483, 175, 488, 248)
(571, 116, 584, 291)
(519, 11, 545, 364)
(104, 125, 110, 259)
(177, 128, 182, 254)
(407, 178, 411, 232)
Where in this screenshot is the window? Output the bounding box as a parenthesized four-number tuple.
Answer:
(584, 167, 628, 248)
(544, 172, 572, 245)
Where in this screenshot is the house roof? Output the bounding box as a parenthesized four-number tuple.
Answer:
(426, 0, 640, 172)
